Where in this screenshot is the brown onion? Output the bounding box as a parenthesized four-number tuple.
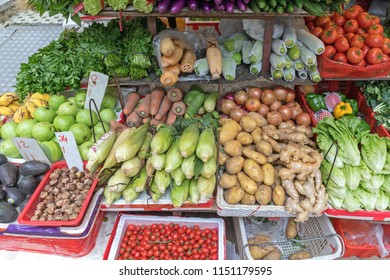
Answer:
(234, 90, 248, 105)
(247, 87, 262, 100)
(296, 112, 311, 127)
(277, 105, 293, 121)
(261, 89, 276, 105)
(220, 99, 237, 115)
(291, 106, 303, 120)
(269, 100, 282, 112)
(287, 101, 299, 107)
(258, 104, 270, 116)
(230, 107, 247, 122)
(245, 98, 261, 112)
(285, 89, 296, 103)
(274, 86, 287, 102)
(267, 111, 283, 126)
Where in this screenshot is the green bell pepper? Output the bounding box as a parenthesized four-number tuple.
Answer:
(306, 93, 326, 112)
(338, 93, 347, 102)
(346, 99, 358, 115)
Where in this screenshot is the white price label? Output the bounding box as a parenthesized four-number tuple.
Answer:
(85, 71, 109, 112)
(12, 138, 51, 165)
(55, 132, 84, 171)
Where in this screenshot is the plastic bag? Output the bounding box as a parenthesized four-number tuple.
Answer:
(242, 19, 264, 41)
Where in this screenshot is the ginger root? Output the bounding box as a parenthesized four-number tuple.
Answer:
(282, 180, 300, 200)
(312, 185, 328, 215)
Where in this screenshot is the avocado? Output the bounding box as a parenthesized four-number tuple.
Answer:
(0, 201, 18, 223)
(35, 173, 45, 182)
(5, 187, 25, 207)
(17, 176, 39, 195)
(0, 153, 7, 165)
(0, 188, 5, 200)
(0, 163, 18, 187)
(19, 161, 50, 176)
(18, 196, 30, 212)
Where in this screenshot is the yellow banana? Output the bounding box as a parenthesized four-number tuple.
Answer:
(11, 100, 21, 106)
(24, 100, 38, 118)
(41, 93, 51, 102)
(0, 105, 15, 117)
(30, 92, 48, 101)
(0, 93, 17, 106)
(29, 98, 48, 107)
(7, 102, 20, 113)
(13, 105, 30, 123)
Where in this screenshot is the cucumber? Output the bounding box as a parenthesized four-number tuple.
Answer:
(267, 0, 277, 7)
(286, 1, 294, 13)
(249, 1, 261, 12)
(293, 0, 303, 9)
(263, 3, 270, 12)
(185, 94, 205, 118)
(275, 4, 285, 13)
(277, 0, 287, 6)
(269, 7, 275, 13)
(256, 0, 267, 9)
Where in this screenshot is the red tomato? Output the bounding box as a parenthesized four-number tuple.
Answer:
(335, 27, 345, 37)
(356, 27, 366, 35)
(315, 16, 331, 27)
(351, 5, 364, 13)
(323, 45, 337, 59)
(344, 19, 359, 33)
(321, 28, 338, 44)
(345, 32, 355, 41)
(382, 54, 390, 63)
(344, 7, 360, 19)
(347, 47, 364, 64)
(365, 33, 385, 48)
(368, 24, 384, 34)
(305, 16, 317, 23)
(311, 27, 324, 38)
(367, 48, 383, 64)
(324, 21, 338, 30)
(361, 33, 368, 40)
(381, 38, 390, 55)
(349, 35, 365, 49)
(357, 12, 375, 29)
(332, 12, 346, 26)
(372, 16, 380, 25)
(307, 21, 315, 31)
(334, 36, 350, 53)
(361, 44, 370, 59)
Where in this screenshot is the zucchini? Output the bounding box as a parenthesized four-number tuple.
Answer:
(283, 67, 296, 82)
(270, 66, 283, 79)
(302, 0, 327, 17)
(275, 4, 285, 13)
(277, 0, 287, 6)
(270, 53, 286, 70)
(263, 3, 270, 12)
(283, 26, 297, 48)
(272, 39, 287, 55)
(256, 0, 267, 9)
(297, 29, 325, 55)
(249, 1, 261, 12)
(286, 1, 294, 13)
(269, 7, 275, 13)
(293, 0, 303, 9)
(267, 0, 277, 7)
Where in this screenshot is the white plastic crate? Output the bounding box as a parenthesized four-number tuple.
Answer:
(234, 216, 344, 260)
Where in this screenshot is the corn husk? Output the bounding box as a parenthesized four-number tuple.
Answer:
(151, 153, 166, 171)
(133, 166, 148, 192)
(200, 157, 217, 179)
(107, 168, 131, 193)
(151, 125, 174, 155)
(121, 157, 143, 177)
(171, 167, 186, 186)
(150, 179, 163, 203)
(137, 132, 153, 161)
(171, 179, 190, 208)
(196, 128, 215, 163)
(116, 124, 149, 163)
(165, 139, 183, 172)
(154, 170, 171, 194)
(146, 157, 155, 176)
(122, 183, 140, 204)
(104, 186, 122, 207)
(189, 178, 200, 204)
(197, 175, 216, 201)
(181, 154, 196, 179)
(178, 124, 200, 158)
(86, 131, 117, 173)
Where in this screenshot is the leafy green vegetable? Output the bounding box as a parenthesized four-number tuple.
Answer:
(341, 190, 361, 212)
(27, 0, 82, 24)
(133, 0, 155, 13)
(351, 188, 377, 211)
(360, 133, 387, 173)
(327, 181, 346, 199)
(84, 0, 105, 15)
(107, 0, 131, 10)
(343, 164, 360, 190)
(320, 160, 346, 188)
(375, 190, 389, 211)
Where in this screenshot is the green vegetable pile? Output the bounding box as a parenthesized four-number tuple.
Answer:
(27, 0, 82, 23)
(16, 18, 164, 98)
(314, 116, 390, 212)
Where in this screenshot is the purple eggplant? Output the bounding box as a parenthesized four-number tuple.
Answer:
(236, 0, 247, 11)
(214, 0, 224, 5)
(157, 0, 171, 13)
(187, 0, 199, 10)
(225, 0, 234, 13)
(202, 1, 212, 13)
(170, 0, 186, 14)
(241, 0, 250, 3)
(214, 0, 226, 11)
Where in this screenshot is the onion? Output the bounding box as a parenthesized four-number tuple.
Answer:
(258, 104, 270, 116)
(230, 107, 247, 122)
(270, 100, 282, 111)
(296, 112, 311, 127)
(287, 101, 299, 107)
(274, 86, 287, 102)
(220, 99, 237, 115)
(224, 92, 235, 100)
(234, 90, 248, 105)
(220, 114, 229, 119)
(261, 89, 276, 105)
(277, 105, 292, 121)
(285, 89, 296, 103)
(267, 111, 283, 126)
(247, 87, 262, 100)
(291, 106, 303, 120)
(245, 98, 261, 112)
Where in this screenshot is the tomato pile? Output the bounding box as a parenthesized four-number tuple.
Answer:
(306, 4, 390, 67)
(117, 223, 219, 260)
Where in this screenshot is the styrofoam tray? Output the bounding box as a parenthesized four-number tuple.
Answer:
(234, 216, 344, 260)
(104, 214, 226, 260)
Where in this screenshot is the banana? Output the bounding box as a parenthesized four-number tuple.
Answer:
(0, 105, 15, 117)
(24, 100, 39, 118)
(13, 105, 30, 123)
(7, 102, 20, 113)
(29, 98, 48, 107)
(41, 93, 51, 102)
(0, 92, 17, 106)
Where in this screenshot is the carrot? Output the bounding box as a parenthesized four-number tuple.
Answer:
(163, 64, 181, 76)
(206, 46, 222, 80)
(136, 94, 151, 118)
(126, 111, 142, 128)
(172, 101, 187, 116)
(110, 120, 127, 132)
(166, 109, 177, 124)
(180, 50, 196, 73)
(150, 86, 166, 116)
(160, 38, 175, 57)
(167, 88, 183, 102)
(160, 71, 179, 87)
(123, 92, 140, 115)
(151, 114, 168, 126)
(161, 45, 183, 67)
(155, 95, 173, 120)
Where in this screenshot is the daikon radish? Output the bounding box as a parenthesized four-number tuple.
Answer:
(163, 64, 181, 76)
(160, 38, 175, 57)
(161, 45, 183, 67)
(180, 50, 196, 73)
(206, 45, 222, 80)
(160, 71, 179, 87)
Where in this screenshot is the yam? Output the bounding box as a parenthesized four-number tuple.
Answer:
(242, 147, 267, 165)
(263, 248, 282, 260)
(255, 184, 272, 205)
(272, 185, 286, 206)
(255, 140, 273, 157)
(286, 217, 298, 239)
(248, 112, 268, 127)
(262, 163, 275, 186)
(240, 193, 256, 205)
(224, 186, 245, 205)
(237, 172, 257, 195)
(224, 140, 243, 157)
(240, 115, 257, 132)
(219, 173, 237, 189)
(251, 127, 262, 143)
(288, 250, 312, 260)
(219, 120, 241, 145)
(243, 159, 263, 183)
(225, 156, 245, 175)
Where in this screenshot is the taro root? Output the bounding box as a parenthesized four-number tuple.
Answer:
(40, 191, 48, 199)
(36, 202, 46, 210)
(70, 167, 78, 173)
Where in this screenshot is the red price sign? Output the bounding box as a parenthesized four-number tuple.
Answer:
(12, 138, 51, 164)
(55, 132, 83, 171)
(85, 71, 109, 112)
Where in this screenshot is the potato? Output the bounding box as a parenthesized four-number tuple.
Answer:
(224, 140, 243, 157)
(272, 185, 285, 206)
(240, 193, 256, 205)
(286, 217, 298, 239)
(251, 127, 262, 143)
(244, 145, 255, 151)
(219, 118, 232, 126)
(242, 147, 267, 165)
(237, 172, 257, 194)
(248, 234, 274, 260)
(219, 173, 237, 189)
(240, 115, 257, 133)
(248, 112, 268, 127)
(255, 184, 272, 205)
(263, 248, 282, 260)
(236, 132, 253, 145)
(288, 250, 312, 260)
(262, 163, 275, 186)
(226, 156, 245, 175)
(218, 149, 230, 166)
(255, 140, 273, 157)
(243, 159, 263, 183)
(224, 186, 245, 205)
(219, 120, 241, 145)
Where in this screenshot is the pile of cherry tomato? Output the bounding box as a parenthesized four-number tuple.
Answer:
(117, 223, 219, 260)
(306, 4, 390, 67)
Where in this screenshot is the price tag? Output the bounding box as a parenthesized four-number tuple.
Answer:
(12, 138, 51, 165)
(85, 71, 109, 112)
(55, 132, 84, 171)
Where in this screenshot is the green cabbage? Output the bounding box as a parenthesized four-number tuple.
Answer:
(321, 160, 346, 188)
(342, 190, 362, 212)
(382, 175, 390, 195)
(352, 188, 377, 211)
(107, 0, 130, 11)
(361, 133, 387, 173)
(133, 0, 155, 13)
(328, 194, 344, 209)
(84, 0, 105, 15)
(326, 181, 347, 199)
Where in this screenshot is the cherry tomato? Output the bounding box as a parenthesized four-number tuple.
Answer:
(118, 256, 124, 260)
(367, 48, 384, 64)
(347, 47, 364, 64)
(210, 254, 218, 260)
(333, 52, 348, 63)
(135, 226, 141, 231)
(381, 38, 390, 55)
(323, 21, 338, 30)
(357, 12, 375, 29)
(332, 12, 346, 26)
(193, 254, 200, 260)
(311, 26, 324, 37)
(344, 19, 359, 33)
(344, 7, 360, 20)
(151, 224, 157, 230)
(365, 33, 385, 48)
(119, 247, 126, 255)
(212, 235, 218, 242)
(368, 24, 384, 34)
(315, 16, 331, 27)
(123, 252, 130, 259)
(382, 54, 390, 63)
(153, 251, 160, 257)
(335, 27, 345, 37)
(349, 34, 365, 49)
(128, 224, 135, 231)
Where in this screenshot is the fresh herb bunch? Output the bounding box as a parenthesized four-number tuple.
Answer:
(27, 0, 82, 24)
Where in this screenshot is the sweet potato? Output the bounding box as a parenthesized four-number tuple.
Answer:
(255, 184, 272, 205)
(225, 156, 244, 175)
(272, 185, 286, 206)
(237, 172, 257, 195)
(243, 159, 263, 183)
(262, 163, 275, 186)
(240, 115, 257, 133)
(242, 147, 267, 165)
(219, 173, 237, 189)
(219, 120, 241, 145)
(224, 186, 245, 205)
(255, 140, 273, 157)
(224, 140, 243, 157)
(236, 132, 253, 145)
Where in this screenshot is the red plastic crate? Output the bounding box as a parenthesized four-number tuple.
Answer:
(18, 161, 98, 227)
